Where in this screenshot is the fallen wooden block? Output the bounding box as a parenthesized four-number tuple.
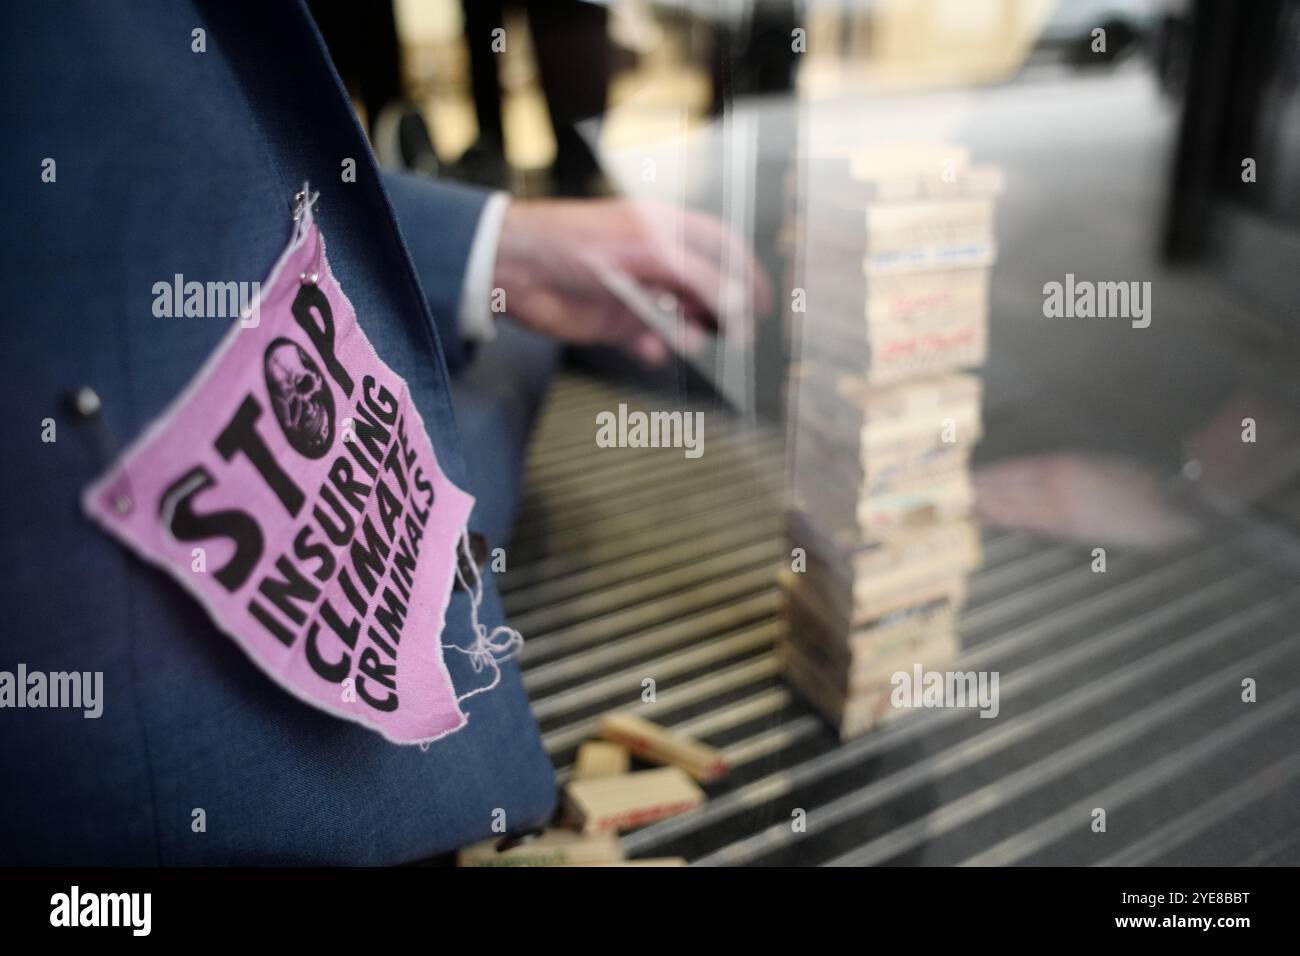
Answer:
(457, 829, 625, 867)
(598, 711, 728, 783)
(570, 858, 688, 867)
(565, 767, 705, 833)
(573, 740, 631, 780)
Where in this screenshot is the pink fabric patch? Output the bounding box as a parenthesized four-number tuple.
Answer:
(84, 202, 474, 745)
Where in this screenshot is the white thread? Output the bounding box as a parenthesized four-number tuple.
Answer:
(444, 530, 523, 705)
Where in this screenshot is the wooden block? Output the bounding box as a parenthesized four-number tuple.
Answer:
(565, 767, 705, 833)
(780, 641, 894, 740)
(785, 623, 959, 697)
(856, 471, 975, 533)
(791, 467, 976, 544)
(569, 858, 688, 867)
(457, 829, 625, 867)
(794, 312, 989, 383)
(573, 741, 631, 780)
(786, 513, 980, 609)
(792, 368, 982, 420)
(783, 575, 960, 665)
(788, 510, 982, 581)
(786, 561, 968, 633)
(849, 145, 971, 182)
(598, 712, 729, 783)
(793, 421, 976, 499)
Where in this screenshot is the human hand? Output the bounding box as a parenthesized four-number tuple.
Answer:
(492, 197, 771, 365)
(974, 452, 1200, 549)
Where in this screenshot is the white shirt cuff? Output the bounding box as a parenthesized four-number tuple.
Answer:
(457, 191, 510, 343)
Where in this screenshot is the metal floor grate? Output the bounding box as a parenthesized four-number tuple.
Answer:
(506, 371, 1300, 866)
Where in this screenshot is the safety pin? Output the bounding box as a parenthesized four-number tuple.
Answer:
(292, 188, 323, 285)
(291, 188, 319, 222)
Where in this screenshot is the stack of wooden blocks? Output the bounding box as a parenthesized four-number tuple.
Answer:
(782, 146, 1002, 739)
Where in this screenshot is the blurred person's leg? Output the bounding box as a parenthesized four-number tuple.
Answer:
(309, 0, 439, 174)
(307, 0, 404, 135)
(709, 2, 799, 116)
(459, 0, 512, 188)
(526, 0, 612, 196)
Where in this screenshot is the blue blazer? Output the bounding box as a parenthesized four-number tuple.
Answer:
(0, 0, 556, 863)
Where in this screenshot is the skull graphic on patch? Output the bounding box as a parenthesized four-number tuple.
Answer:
(263, 336, 335, 459)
